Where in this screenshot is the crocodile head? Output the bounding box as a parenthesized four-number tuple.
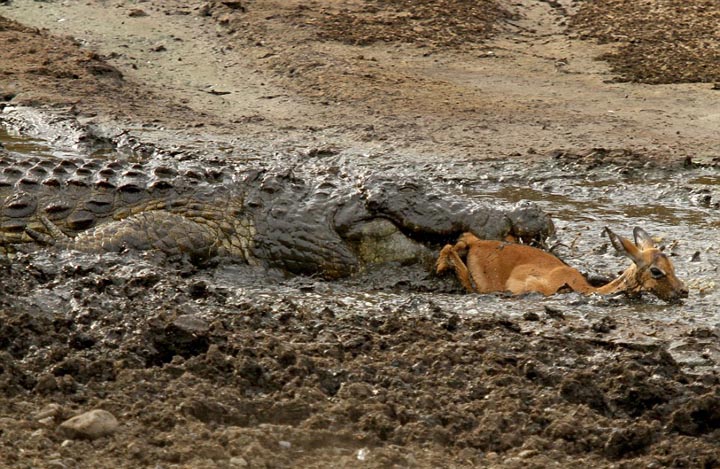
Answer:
(505, 201, 555, 246)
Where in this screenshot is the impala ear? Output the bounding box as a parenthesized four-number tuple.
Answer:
(604, 227, 644, 266)
(633, 227, 655, 250)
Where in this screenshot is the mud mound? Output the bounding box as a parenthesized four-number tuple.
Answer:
(306, 0, 516, 47)
(0, 15, 192, 123)
(2, 252, 720, 467)
(203, 0, 514, 47)
(197, 0, 518, 113)
(0, 16, 121, 103)
(547, 147, 692, 171)
(569, 0, 720, 84)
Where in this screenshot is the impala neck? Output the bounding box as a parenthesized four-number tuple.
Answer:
(594, 264, 642, 296)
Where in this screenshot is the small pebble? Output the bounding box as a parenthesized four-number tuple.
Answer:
(34, 403, 62, 421)
(59, 409, 119, 440)
(523, 311, 540, 321)
(229, 456, 249, 467)
(173, 314, 209, 333)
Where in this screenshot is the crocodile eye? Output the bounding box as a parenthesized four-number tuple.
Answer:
(650, 267, 665, 279)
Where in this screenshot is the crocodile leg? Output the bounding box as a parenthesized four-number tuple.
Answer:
(25, 215, 73, 246)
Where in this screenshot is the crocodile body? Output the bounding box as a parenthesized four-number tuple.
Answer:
(0, 152, 554, 279)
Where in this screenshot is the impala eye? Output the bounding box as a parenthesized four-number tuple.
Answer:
(650, 267, 665, 279)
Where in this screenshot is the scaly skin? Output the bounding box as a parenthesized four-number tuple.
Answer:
(0, 152, 555, 278)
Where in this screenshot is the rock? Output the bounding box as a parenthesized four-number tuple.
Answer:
(0, 417, 18, 428)
(173, 314, 209, 334)
(523, 311, 540, 321)
(518, 449, 538, 459)
(669, 394, 720, 436)
(197, 3, 212, 17)
(229, 456, 249, 467)
(46, 460, 69, 469)
(34, 373, 59, 393)
(34, 403, 63, 421)
(222, 1, 245, 10)
(59, 409, 119, 440)
(38, 416, 55, 426)
(543, 305, 565, 320)
(591, 316, 617, 334)
(337, 382, 373, 399)
(603, 423, 656, 459)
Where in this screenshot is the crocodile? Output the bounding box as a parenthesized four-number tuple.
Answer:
(0, 151, 554, 279)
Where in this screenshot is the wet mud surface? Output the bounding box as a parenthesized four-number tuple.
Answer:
(2, 0, 720, 468)
(2, 134, 719, 468)
(2, 249, 720, 468)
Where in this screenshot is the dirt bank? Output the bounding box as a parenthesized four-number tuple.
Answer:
(2, 1, 720, 468)
(2, 0, 719, 159)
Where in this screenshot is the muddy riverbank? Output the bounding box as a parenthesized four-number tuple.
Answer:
(2, 1, 720, 468)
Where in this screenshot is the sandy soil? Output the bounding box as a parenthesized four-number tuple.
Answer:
(1, 0, 720, 468)
(2, 0, 719, 160)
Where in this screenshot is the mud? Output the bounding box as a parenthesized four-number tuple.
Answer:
(569, 0, 720, 84)
(2, 0, 720, 468)
(2, 250, 720, 468)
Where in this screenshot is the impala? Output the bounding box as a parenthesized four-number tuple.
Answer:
(436, 227, 688, 303)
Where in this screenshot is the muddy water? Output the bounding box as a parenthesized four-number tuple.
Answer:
(0, 126, 65, 158)
(437, 158, 718, 361)
(203, 153, 720, 369)
(398, 158, 708, 343)
(3, 126, 719, 369)
(0, 124, 120, 160)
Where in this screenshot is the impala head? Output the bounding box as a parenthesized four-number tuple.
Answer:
(605, 227, 688, 303)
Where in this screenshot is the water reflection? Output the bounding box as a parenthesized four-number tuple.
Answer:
(1, 123, 120, 159)
(0, 126, 57, 157)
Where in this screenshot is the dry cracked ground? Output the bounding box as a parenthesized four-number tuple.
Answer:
(1, 1, 720, 468)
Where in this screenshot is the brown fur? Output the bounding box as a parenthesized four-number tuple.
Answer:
(436, 227, 688, 303)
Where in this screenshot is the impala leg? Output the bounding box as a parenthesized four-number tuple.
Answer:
(436, 244, 454, 274)
(436, 243, 476, 293)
